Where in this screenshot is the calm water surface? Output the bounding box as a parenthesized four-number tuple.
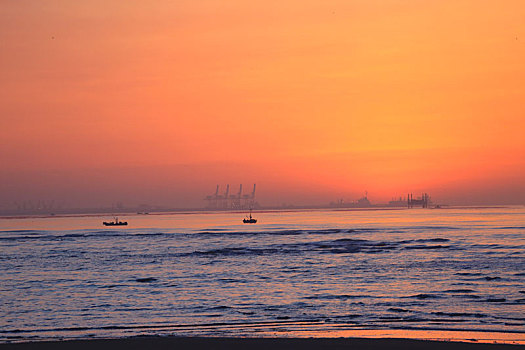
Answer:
(0, 207, 524, 341)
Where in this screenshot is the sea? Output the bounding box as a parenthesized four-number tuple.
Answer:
(1, 207, 524, 343)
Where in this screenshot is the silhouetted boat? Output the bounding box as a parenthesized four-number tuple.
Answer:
(103, 217, 128, 226)
(243, 210, 257, 224)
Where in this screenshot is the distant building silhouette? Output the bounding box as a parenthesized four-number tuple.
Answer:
(205, 184, 258, 210)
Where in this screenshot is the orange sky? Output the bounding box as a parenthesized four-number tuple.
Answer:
(1, 0, 524, 208)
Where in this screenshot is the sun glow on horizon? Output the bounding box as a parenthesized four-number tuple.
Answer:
(1, 0, 524, 208)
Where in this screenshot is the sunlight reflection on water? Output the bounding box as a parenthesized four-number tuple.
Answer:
(0, 207, 524, 342)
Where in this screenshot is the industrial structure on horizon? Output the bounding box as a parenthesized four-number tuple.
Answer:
(331, 192, 432, 208)
(204, 184, 258, 210)
(407, 193, 431, 208)
(330, 192, 372, 208)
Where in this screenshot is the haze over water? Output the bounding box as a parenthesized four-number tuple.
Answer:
(1, 207, 524, 342)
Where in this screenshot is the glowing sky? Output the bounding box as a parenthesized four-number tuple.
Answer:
(1, 1, 524, 208)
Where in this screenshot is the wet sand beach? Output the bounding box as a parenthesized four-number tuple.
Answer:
(1, 337, 524, 350)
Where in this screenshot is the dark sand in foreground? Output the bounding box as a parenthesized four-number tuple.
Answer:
(1, 337, 523, 350)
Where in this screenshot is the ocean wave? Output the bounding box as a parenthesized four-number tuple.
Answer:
(481, 276, 503, 281)
(189, 247, 283, 257)
(0, 231, 172, 241)
(404, 245, 450, 250)
(442, 289, 476, 293)
(188, 238, 406, 257)
(403, 294, 443, 300)
(0, 229, 44, 234)
(415, 238, 450, 242)
(135, 277, 157, 283)
(0, 225, 469, 242)
(304, 294, 372, 300)
(485, 298, 507, 303)
(0, 235, 47, 241)
(388, 307, 412, 313)
(184, 236, 463, 257)
(432, 312, 487, 318)
(195, 229, 306, 236)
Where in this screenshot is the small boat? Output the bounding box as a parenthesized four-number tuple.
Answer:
(103, 217, 128, 226)
(243, 209, 257, 224)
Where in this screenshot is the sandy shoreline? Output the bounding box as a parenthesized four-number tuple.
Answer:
(1, 337, 524, 350)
